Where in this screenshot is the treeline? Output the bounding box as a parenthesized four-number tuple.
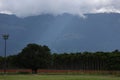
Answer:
(0, 44, 120, 72)
(52, 51, 120, 70)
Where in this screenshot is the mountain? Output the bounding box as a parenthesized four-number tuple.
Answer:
(0, 13, 120, 55)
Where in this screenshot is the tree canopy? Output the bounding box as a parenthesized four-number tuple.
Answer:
(15, 43, 51, 73)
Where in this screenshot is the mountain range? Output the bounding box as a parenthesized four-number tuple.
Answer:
(0, 13, 120, 55)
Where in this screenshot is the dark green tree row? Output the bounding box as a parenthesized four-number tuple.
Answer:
(0, 44, 120, 73)
(52, 51, 120, 70)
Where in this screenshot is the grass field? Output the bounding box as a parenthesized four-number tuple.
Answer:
(0, 75, 120, 80)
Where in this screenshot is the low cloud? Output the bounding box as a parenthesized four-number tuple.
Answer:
(0, 0, 120, 17)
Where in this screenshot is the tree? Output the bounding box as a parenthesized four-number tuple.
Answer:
(0, 56, 4, 69)
(6, 55, 18, 69)
(106, 52, 120, 70)
(16, 43, 51, 74)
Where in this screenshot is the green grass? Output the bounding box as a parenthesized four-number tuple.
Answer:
(0, 75, 120, 80)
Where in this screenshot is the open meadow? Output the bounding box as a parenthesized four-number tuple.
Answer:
(0, 75, 120, 80)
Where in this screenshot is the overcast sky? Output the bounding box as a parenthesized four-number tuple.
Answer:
(0, 0, 120, 17)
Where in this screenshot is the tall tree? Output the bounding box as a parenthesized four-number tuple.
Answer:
(16, 43, 51, 74)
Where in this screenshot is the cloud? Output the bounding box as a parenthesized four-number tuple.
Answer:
(0, 0, 120, 17)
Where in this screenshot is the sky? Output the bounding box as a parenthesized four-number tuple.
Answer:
(0, 0, 120, 17)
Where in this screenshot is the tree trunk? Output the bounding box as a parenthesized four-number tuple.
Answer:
(32, 69, 38, 74)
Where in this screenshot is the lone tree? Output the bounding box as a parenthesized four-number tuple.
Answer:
(16, 43, 51, 74)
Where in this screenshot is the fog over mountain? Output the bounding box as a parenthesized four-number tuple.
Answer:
(0, 13, 120, 55)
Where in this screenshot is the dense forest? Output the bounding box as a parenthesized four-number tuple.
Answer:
(0, 44, 120, 72)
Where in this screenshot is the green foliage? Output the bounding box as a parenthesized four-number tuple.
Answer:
(52, 51, 120, 70)
(5, 45, 120, 71)
(106, 52, 120, 70)
(15, 43, 51, 73)
(0, 56, 4, 69)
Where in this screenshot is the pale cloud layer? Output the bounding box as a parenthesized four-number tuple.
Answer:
(0, 0, 120, 17)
